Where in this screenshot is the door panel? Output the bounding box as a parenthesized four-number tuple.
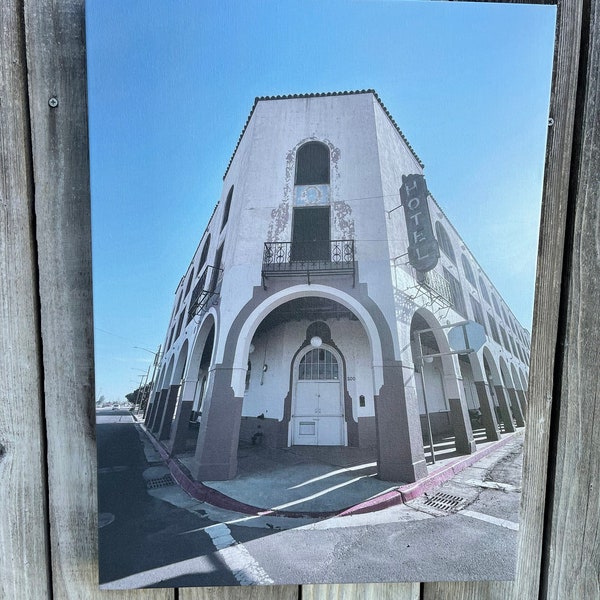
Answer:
(293, 380, 344, 445)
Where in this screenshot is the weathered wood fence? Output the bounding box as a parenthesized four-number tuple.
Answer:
(1, 0, 599, 598)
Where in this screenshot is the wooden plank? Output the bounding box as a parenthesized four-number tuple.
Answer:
(512, 0, 585, 598)
(424, 1, 584, 598)
(541, 0, 600, 596)
(181, 585, 299, 599)
(422, 582, 512, 600)
(303, 584, 420, 600)
(22, 1, 170, 598)
(0, 2, 52, 598)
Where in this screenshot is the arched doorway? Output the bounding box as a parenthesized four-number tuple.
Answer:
(291, 345, 346, 446)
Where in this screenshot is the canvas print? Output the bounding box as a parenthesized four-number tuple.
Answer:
(88, 0, 556, 588)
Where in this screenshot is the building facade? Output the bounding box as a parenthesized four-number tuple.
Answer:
(145, 90, 530, 483)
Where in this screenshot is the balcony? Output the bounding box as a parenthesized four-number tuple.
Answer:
(188, 265, 223, 320)
(262, 240, 355, 288)
(412, 267, 453, 309)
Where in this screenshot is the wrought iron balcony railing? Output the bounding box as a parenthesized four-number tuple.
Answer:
(414, 267, 453, 307)
(262, 240, 355, 288)
(187, 265, 223, 320)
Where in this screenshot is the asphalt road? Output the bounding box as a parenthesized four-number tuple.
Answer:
(97, 409, 238, 588)
(96, 408, 523, 588)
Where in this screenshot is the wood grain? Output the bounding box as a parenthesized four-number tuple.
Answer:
(542, 0, 600, 596)
(422, 582, 512, 600)
(513, 0, 585, 598)
(303, 583, 420, 600)
(181, 585, 299, 600)
(2, 0, 596, 598)
(22, 1, 170, 598)
(0, 2, 51, 598)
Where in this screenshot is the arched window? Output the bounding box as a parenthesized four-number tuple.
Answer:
(295, 141, 330, 185)
(479, 276, 490, 304)
(184, 268, 195, 297)
(491, 294, 501, 316)
(198, 235, 211, 271)
(435, 222, 456, 263)
(220, 186, 234, 231)
(461, 255, 476, 286)
(299, 348, 339, 380)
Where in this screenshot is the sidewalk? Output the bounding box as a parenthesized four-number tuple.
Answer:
(139, 419, 524, 518)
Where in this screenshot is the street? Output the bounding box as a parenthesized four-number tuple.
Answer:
(97, 409, 522, 588)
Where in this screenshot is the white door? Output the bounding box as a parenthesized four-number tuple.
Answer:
(292, 348, 345, 446)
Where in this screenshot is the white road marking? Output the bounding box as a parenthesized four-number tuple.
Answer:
(204, 523, 274, 585)
(460, 509, 519, 531)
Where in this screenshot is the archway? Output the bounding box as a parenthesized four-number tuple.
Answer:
(192, 284, 427, 483)
(157, 340, 188, 440)
(239, 299, 366, 450)
(170, 315, 216, 454)
(410, 308, 475, 458)
(149, 355, 174, 433)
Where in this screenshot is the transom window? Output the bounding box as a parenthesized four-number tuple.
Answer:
(299, 348, 339, 380)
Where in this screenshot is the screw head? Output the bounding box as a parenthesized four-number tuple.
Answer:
(48, 97, 58, 108)
(548, 117, 554, 127)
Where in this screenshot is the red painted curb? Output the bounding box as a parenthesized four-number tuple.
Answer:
(139, 422, 521, 519)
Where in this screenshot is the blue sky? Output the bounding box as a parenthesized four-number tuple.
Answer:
(87, 0, 556, 402)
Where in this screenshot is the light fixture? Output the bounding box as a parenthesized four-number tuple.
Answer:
(249, 343, 255, 354)
(310, 336, 323, 348)
(423, 356, 434, 364)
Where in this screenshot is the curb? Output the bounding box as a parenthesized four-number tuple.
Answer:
(139, 421, 522, 519)
(339, 431, 520, 516)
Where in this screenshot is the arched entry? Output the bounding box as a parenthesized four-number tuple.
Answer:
(192, 283, 427, 483)
(410, 309, 475, 457)
(169, 315, 216, 454)
(291, 345, 346, 446)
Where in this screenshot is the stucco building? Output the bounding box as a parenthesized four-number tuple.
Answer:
(145, 90, 530, 483)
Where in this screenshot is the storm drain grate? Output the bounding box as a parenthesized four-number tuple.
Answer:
(423, 492, 465, 512)
(146, 474, 175, 489)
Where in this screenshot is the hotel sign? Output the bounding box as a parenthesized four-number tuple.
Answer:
(400, 174, 439, 272)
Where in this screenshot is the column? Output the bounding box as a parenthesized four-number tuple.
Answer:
(506, 387, 525, 427)
(192, 365, 243, 481)
(170, 378, 198, 453)
(494, 385, 516, 433)
(375, 362, 428, 483)
(157, 384, 181, 441)
(149, 388, 168, 433)
(473, 381, 501, 441)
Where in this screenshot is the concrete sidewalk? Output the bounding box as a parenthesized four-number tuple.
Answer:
(140, 420, 524, 518)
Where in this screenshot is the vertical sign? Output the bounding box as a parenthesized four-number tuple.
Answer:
(400, 174, 439, 272)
